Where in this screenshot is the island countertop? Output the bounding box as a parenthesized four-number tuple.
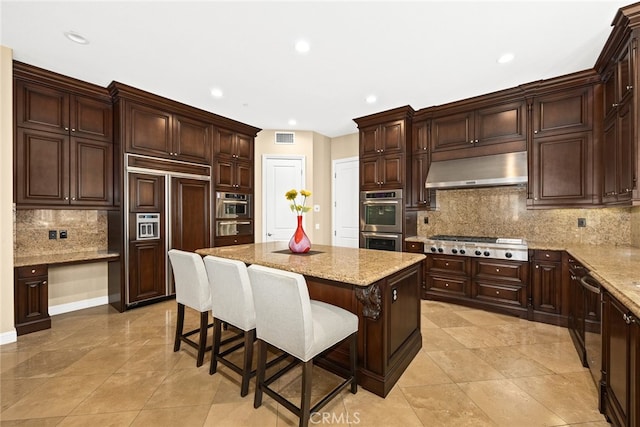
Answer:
(196, 242, 425, 287)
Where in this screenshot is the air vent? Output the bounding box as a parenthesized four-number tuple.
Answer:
(275, 132, 295, 144)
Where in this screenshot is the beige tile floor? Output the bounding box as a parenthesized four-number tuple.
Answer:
(0, 299, 610, 426)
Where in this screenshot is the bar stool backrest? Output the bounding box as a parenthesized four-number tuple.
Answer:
(247, 264, 314, 361)
(168, 249, 211, 312)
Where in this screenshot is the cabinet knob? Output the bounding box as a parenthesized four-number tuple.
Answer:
(626, 85, 633, 90)
(545, 253, 550, 258)
(423, 147, 427, 151)
(42, 281, 47, 285)
(445, 262, 449, 266)
(445, 283, 449, 287)
(469, 140, 474, 144)
(64, 127, 69, 131)
(71, 197, 76, 201)
(30, 283, 38, 288)
(64, 197, 69, 200)
(534, 130, 538, 134)
(623, 313, 633, 324)
(31, 269, 36, 274)
(496, 291, 500, 295)
(612, 103, 619, 108)
(71, 128, 76, 132)
(535, 265, 539, 269)
(496, 268, 500, 272)
(474, 139, 479, 143)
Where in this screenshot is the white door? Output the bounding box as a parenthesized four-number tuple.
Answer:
(332, 157, 360, 248)
(263, 155, 305, 242)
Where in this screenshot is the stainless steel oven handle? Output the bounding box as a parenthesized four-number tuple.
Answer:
(218, 221, 251, 225)
(362, 232, 400, 238)
(362, 200, 399, 205)
(580, 275, 601, 294)
(221, 200, 248, 205)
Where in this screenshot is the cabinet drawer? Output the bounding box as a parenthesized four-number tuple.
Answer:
(474, 260, 525, 282)
(533, 250, 562, 262)
(406, 241, 424, 253)
(427, 275, 468, 297)
(16, 265, 48, 279)
(473, 281, 526, 307)
(428, 255, 468, 274)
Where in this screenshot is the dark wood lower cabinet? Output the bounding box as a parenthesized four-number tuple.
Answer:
(14, 265, 51, 335)
(128, 240, 166, 304)
(602, 291, 639, 427)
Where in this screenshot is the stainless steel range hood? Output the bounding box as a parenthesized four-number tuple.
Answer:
(425, 151, 527, 189)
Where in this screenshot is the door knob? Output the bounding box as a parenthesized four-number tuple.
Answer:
(267, 233, 272, 236)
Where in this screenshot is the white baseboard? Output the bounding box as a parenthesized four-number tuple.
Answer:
(49, 296, 109, 316)
(0, 329, 17, 345)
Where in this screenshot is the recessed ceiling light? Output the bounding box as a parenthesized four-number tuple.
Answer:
(365, 95, 377, 104)
(295, 40, 310, 54)
(210, 88, 223, 98)
(288, 119, 297, 126)
(64, 31, 89, 45)
(497, 53, 515, 64)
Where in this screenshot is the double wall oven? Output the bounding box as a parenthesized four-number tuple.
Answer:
(359, 189, 403, 252)
(215, 192, 253, 239)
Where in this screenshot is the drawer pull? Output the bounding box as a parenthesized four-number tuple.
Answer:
(496, 291, 500, 295)
(29, 284, 38, 288)
(31, 269, 36, 274)
(496, 268, 500, 272)
(445, 262, 449, 266)
(545, 253, 550, 258)
(445, 283, 449, 287)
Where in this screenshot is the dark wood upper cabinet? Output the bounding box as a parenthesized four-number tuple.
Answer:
(13, 62, 114, 208)
(532, 86, 593, 137)
(214, 128, 253, 162)
(16, 79, 112, 141)
(212, 127, 255, 192)
(431, 100, 526, 158)
(126, 102, 173, 157)
(173, 115, 212, 164)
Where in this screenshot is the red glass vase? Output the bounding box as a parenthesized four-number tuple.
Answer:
(289, 215, 311, 253)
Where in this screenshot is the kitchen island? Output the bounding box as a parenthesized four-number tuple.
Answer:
(196, 242, 425, 397)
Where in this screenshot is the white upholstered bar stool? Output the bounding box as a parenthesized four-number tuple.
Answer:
(247, 264, 358, 427)
(167, 249, 213, 367)
(203, 255, 258, 397)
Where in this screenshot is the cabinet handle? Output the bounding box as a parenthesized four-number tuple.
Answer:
(534, 130, 538, 134)
(612, 103, 619, 108)
(623, 313, 632, 325)
(445, 283, 449, 287)
(496, 291, 500, 295)
(469, 140, 474, 144)
(31, 269, 36, 274)
(42, 281, 47, 285)
(627, 85, 633, 90)
(496, 268, 500, 272)
(64, 197, 69, 200)
(423, 147, 427, 151)
(445, 262, 449, 266)
(535, 265, 539, 269)
(71, 128, 76, 132)
(474, 139, 479, 143)
(30, 283, 38, 288)
(545, 253, 550, 258)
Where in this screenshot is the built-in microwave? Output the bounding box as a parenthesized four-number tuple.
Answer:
(360, 189, 403, 233)
(216, 192, 251, 219)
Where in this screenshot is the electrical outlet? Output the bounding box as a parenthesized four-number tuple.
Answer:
(423, 217, 429, 224)
(578, 218, 586, 227)
(48, 230, 57, 240)
(59, 230, 68, 239)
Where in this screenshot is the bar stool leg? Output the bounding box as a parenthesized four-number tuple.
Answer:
(350, 332, 358, 393)
(240, 329, 255, 397)
(210, 318, 223, 375)
(174, 303, 185, 352)
(300, 360, 313, 427)
(196, 311, 209, 367)
(254, 339, 267, 408)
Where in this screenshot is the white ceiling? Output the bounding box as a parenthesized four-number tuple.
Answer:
(0, 0, 632, 137)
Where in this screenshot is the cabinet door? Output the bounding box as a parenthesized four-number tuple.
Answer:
(604, 293, 631, 427)
(235, 133, 253, 162)
(15, 128, 69, 205)
(379, 154, 404, 189)
(125, 102, 173, 158)
(603, 67, 618, 120)
(412, 121, 429, 153)
(14, 265, 50, 335)
(475, 101, 526, 147)
(380, 120, 404, 153)
(532, 87, 593, 137)
(529, 131, 594, 207)
(173, 115, 211, 164)
(235, 160, 253, 192)
(71, 95, 112, 141)
(129, 173, 164, 212)
(15, 80, 70, 134)
(129, 240, 166, 303)
(617, 100, 635, 199)
(532, 260, 562, 314)
(431, 111, 473, 151)
(214, 128, 253, 161)
(70, 137, 113, 206)
(171, 178, 210, 251)
(359, 125, 379, 156)
(410, 153, 430, 208)
(603, 117, 618, 202)
(360, 156, 381, 190)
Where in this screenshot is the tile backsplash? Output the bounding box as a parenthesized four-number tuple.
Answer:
(416, 187, 633, 247)
(14, 209, 108, 257)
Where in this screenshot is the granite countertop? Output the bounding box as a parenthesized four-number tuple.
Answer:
(196, 242, 425, 287)
(14, 250, 120, 268)
(406, 236, 640, 318)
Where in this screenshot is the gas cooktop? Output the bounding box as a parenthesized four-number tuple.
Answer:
(425, 235, 528, 261)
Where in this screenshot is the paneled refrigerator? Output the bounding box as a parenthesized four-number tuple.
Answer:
(108, 154, 211, 310)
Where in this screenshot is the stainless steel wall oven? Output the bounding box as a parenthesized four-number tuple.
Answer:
(360, 189, 403, 233)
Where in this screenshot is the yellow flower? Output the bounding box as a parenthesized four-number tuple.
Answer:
(285, 189, 311, 214)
